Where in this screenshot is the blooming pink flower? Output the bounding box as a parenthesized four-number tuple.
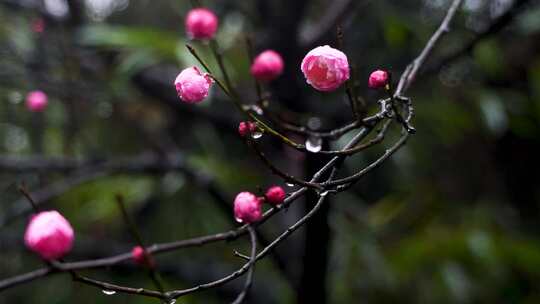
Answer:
(174, 67, 213, 103)
(301, 45, 349, 92)
(368, 70, 389, 89)
(132, 246, 155, 267)
(234, 192, 263, 224)
(238, 121, 257, 137)
(185, 8, 218, 40)
(250, 50, 284, 82)
(265, 186, 286, 206)
(24, 211, 74, 260)
(25, 90, 48, 112)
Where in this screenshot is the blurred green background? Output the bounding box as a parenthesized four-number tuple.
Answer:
(1, 0, 540, 303)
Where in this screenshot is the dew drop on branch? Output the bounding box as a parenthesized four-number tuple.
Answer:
(102, 290, 116, 295)
(306, 137, 322, 153)
(251, 131, 264, 139)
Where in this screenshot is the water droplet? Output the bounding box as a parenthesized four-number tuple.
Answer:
(251, 131, 263, 139)
(168, 299, 177, 304)
(235, 217, 244, 223)
(286, 182, 295, 187)
(252, 105, 264, 115)
(102, 290, 116, 295)
(306, 137, 322, 153)
(319, 191, 329, 197)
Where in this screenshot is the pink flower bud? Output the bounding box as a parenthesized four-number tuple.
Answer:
(31, 18, 45, 33)
(265, 186, 286, 206)
(234, 192, 263, 224)
(174, 67, 214, 103)
(132, 246, 155, 268)
(238, 121, 257, 137)
(301, 45, 349, 92)
(24, 211, 74, 260)
(185, 8, 218, 40)
(368, 70, 389, 89)
(25, 90, 48, 112)
(250, 50, 284, 82)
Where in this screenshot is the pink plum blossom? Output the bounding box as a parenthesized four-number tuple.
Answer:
(301, 45, 350, 92)
(174, 67, 213, 103)
(265, 186, 286, 206)
(250, 50, 284, 82)
(25, 90, 48, 112)
(238, 121, 257, 137)
(368, 70, 389, 89)
(185, 8, 218, 40)
(234, 192, 263, 224)
(24, 211, 74, 260)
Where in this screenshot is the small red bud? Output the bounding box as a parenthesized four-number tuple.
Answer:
(238, 121, 257, 137)
(265, 186, 286, 206)
(368, 70, 389, 89)
(132, 246, 155, 268)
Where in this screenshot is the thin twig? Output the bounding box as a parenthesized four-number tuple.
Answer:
(231, 226, 257, 304)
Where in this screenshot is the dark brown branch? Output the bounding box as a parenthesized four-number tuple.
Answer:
(73, 274, 167, 300)
(231, 226, 257, 304)
(248, 140, 323, 189)
(426, 0, 533, 75)
(395, 0, 464, 95)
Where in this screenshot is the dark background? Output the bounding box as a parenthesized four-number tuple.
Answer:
(1, 0, 540, 303)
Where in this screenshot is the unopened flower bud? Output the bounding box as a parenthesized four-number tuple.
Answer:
(234, 192, 262, 224)
(265, 186, 286, 206)
(250, 50, 284, 82)
(185, 8, 218, 40)
(132, 246, 155, 268)
(174, 67, 214, 103)
(368, 70, 389, 89)
(238, 121, 257, 137)
(24, 211, 74, 260)
(25, 90, 48, 112)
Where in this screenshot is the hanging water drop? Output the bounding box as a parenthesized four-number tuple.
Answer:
(306, 137, 322, 153)
(235, 217, 244, 223)
(286, 182, 295, 187)
(251, 131, 263, 139)
(168, 299, 177, 304)
(319, 191, 329, 197)
(102, 290, 116, 295)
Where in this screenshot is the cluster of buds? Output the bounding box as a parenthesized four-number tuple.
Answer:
(238, 121, 257, 137)
(234, 186, 286, 224)
(175, 7, 390, 105)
